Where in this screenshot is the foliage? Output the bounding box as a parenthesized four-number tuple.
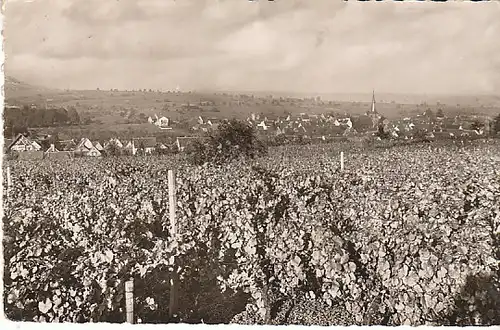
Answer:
(4, 125, 30, 139)
(471, 120, 484, 132)
(412, 128, 430, 142)
(493, 113, 500, 136)
(424, 108, 435, 120)
(188, 119, 267, 165)
(352, 116, 374, 132)
(3, 140, 500, 325)
(39, 134, 62, 151)
(104, 142, 122, 157)
(3, 106, 82, 136)
(376, 121, 390, 139)
(265, 134, 288, 147)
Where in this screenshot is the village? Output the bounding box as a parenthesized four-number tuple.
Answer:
(3, 92, 497, 160)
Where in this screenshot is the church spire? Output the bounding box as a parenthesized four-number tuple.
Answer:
(371, 89, 376, 113)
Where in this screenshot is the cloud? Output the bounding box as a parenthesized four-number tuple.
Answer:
(61, 0, 150, 25)
(3, 0, 500, 94)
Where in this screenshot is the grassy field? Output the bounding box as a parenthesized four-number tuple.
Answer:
(6, 77, 500, 125)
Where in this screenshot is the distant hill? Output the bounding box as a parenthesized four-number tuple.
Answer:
(5, 75, 499, 107)
(4, 76, 58, 99)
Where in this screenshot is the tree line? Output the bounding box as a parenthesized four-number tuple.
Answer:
(4, 106, 82, 137)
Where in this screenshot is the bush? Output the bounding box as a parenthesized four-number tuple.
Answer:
(375, 122, 390, 140)
(188, 119, 267, 165)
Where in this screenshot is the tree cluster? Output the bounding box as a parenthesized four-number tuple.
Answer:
(4, 106, 82, 137)
(188, 119, 267, 165)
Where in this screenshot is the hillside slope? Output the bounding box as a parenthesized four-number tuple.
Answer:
(4, 76, 58, 99)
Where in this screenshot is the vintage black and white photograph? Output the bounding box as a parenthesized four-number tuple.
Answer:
(2, 0, 500, 326)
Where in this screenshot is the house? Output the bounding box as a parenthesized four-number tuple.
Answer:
(75, 138, 102, 157)
(192, 117, 223, 132)
(192, 123, 213, 132)
(6, 134, 42, 152)
(75, 138, 95, 152)
(32, 141, 42, 151)
(257, 120, 270, 131)
(93, 141, 104, 151)
(337, 118, 353, 129)
(156, 116, 169, 126)
(154, 116, 171, 129)
(88, 147, 102, 157)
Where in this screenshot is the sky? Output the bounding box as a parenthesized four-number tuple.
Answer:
(3, 0, 500, 95)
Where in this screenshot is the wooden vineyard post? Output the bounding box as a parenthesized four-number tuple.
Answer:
(125, 279, 134, 324)
(168, 169, 177, 235)
(168, 169, 179, 321)
(340, 151, 345, 171)
(6, 166, 12, 191)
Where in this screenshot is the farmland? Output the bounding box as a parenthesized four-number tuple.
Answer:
(6, 76, 500, 134)
(3, 139, 500, 325)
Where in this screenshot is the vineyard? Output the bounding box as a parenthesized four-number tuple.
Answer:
(3, 140, 500, 325)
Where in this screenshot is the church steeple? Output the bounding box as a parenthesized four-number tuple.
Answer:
(371, 89, 376, 113)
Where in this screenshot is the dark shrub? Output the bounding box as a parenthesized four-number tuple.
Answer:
(188, 119, 267, 165)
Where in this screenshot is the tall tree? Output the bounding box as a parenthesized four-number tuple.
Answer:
(68, 107, 81, 125)
(493, 114, 500, 136)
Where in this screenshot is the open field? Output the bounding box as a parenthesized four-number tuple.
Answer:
(27, 123, 191, 142)
(6, 77, 500, 129)
(3, 140, 500, 325)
